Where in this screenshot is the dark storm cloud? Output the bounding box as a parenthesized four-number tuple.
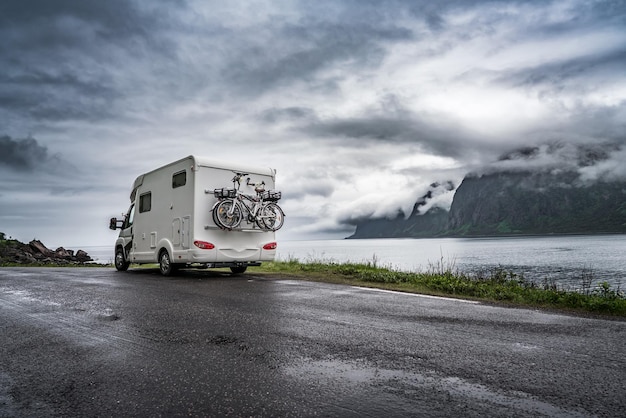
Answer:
(0, 0, 415, 124)
(474, 142, 626, 184)
(0, 0, 164, 45)
(224, 21, 413, 95)
(0, 0, 179, 123)
(261, 94, 488, 163)
(307, 116, 410, 141)
(259, 107, 317, 123)
(0, 71, 118, 121)
(0, 135, 62, 172)
(300, 112, 487, 161)
(494, 49, 626, 94)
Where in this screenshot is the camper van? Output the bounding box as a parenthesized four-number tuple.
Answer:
(109, 156, 282, 276)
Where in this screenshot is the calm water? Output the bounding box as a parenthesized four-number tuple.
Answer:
(85, 235, 626, 290)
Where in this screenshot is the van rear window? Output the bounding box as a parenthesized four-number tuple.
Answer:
(139, 192, 152, 213)
(172, 171, 186, 188)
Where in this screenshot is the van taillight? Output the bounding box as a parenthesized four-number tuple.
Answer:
(263, 242, 277, 250)
(194, 240, 215, 249)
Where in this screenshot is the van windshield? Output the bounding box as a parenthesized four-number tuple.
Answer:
(124, 204, 135, 228)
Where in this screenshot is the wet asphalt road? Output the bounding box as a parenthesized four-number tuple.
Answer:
(0, 267, 625, 417)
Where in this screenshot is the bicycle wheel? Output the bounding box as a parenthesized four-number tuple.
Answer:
(213, 200, 242, 229)
(254, 208, 266, 230)
(260, 202, 284, 231)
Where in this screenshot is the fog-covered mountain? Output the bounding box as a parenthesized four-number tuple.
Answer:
(348, 144, 626, 238)
(348, 183, 452, 239)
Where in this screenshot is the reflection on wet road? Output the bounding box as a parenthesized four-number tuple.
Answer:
(1, 267, 624, 417)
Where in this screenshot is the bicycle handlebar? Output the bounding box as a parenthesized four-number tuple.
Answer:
(232, 172, 248, 181)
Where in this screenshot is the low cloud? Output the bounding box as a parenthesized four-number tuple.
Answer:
(414, 182, 456, 215)
(335, 140, 626, 230)
(472, 142, 626, 185)
(578, 146, 626, 183)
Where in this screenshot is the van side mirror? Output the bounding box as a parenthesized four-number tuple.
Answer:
(109, 217, 122, 230)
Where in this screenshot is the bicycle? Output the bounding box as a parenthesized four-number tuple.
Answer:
(212, 172, 285, 231)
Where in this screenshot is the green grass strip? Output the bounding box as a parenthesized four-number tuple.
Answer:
(255, 260, 626, 317)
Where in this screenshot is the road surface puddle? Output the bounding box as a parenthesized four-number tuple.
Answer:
(284, 357, 589, 417)
(0, 288, 62, 306)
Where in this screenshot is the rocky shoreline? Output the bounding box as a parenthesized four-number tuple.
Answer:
(0, 235, 93, 265)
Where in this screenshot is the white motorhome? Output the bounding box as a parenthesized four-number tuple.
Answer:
(109, 156, 281, 275)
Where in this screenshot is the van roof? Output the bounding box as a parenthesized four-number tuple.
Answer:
(134, 155, 276, 179)
(192, 156, 276, 177)
(129, 155, 277, 201)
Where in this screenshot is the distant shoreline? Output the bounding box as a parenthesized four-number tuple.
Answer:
(346, 231, 626, 240)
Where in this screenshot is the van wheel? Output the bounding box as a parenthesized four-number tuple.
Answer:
(230, 265, 247, 274)
(115, 248, 130, 271)
(159, 250, 174, 276)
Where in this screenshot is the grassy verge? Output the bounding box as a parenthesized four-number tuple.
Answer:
(3, 253, 624, 317)
(253, 259, 626, 317)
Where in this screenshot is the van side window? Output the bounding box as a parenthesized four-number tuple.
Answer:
(172, 171, 186, 188)
(139, 192, 152, 213)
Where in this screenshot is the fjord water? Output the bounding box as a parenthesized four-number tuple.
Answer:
(87, 234, 625, 290)
(276, 235, 626, 290)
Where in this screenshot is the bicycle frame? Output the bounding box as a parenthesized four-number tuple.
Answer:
(212, 172, 284, 231)
(232, 192, 263, 224)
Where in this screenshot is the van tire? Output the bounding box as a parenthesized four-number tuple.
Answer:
(159, 250, 175, 276)
(115, 248, 130, 271)
(230, 265, 247, 274)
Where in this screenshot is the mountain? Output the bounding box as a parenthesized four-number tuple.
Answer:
(347, 182, 453, 239)
(446, 171, 626, 236)
(348, 146, 626, 238)
(347, 206, 450, 239)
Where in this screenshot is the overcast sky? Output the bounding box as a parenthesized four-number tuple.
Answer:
(1, 0, 625, 248)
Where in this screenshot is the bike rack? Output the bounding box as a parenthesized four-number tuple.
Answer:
(204, 225, 267, 233)
(207, 180, 284, 232)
